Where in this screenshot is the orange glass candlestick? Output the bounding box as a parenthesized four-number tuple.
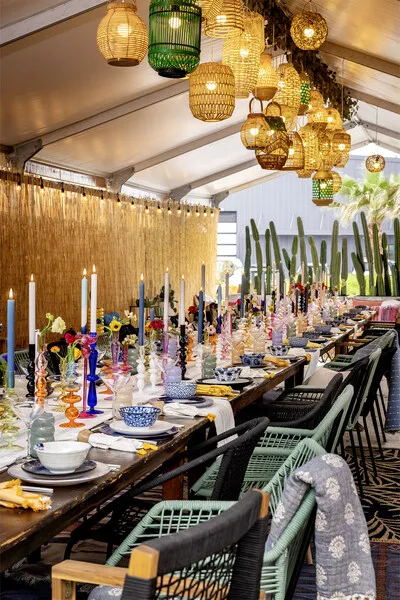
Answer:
(59, 385, 84, 428)
(186, 333, 195, 362)
(210, 334, 217, 355)
(35, 350, 48, 409)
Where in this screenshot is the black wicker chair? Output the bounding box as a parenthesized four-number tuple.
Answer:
(53, 489, 269, 600)
(64, 417, 270, 560)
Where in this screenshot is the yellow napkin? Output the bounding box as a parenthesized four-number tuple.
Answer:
(264, 356, 290, 368)
(264, 373, 275, 380)
(307, 341, 321, 349)
(0, 479, 51, 511)
(196, 384, 238, 398)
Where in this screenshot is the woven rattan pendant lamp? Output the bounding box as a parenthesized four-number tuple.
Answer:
(298, 123, 319, 177)
(317, 132, 334, 171)
(240, 98, 269, 150)
(256, 102, 290, 170)
(331, 171, 342, 194)
(253, 52, 278, 101)
(290, 2, 328, 51)
(366, 107, 385, 172)
(335, 151, 349, 168)
(332, 129, 351, 154)
(326, 107, 342, 131)
(222, 10, 261, 98)
(97, 0, 148, 66)
(298, 71, 310, 115)
(204, 0, 244, 38)
(282, 131, 305, 171)
(312, 170, 334, 206)
(273, 62, 301, 115)
(189, 62, 235, 121)
(308, 89, 324, 113)
(198, 0, 223, 21)
(148, 0, 201, 78)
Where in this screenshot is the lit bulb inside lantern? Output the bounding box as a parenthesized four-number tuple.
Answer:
(320, 182, 327, 189)
(239, 48, 249, 58)
(169, 16, 181, 29)
(288, 147, 295, 157)
(206, 81, 217, 91)
(338, 143, 346, 151)
(117, 23, 132, 37)
(304, 27, 315, 38)
(278, 80, 285, 88)
(249, 127, 259, 136)
(216, 14, 227, 24)
(374, 161, 379, 169)
(327, 116, 334, 123)
(268, 129, 275, 136)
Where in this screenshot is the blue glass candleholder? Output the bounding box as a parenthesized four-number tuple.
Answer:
(87, 335, 102, 415)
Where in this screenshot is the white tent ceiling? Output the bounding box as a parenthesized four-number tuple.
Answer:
(0, 0, 399, 203)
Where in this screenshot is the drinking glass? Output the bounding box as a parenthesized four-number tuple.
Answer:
(12, 396, 43, 457)
(100, 372, 132, 419)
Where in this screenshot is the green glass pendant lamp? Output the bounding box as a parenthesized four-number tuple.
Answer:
(148, 0, 202, 78)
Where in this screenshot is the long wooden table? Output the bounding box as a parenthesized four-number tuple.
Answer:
(0, 358, 306, 572)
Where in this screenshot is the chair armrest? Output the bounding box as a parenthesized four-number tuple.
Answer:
(52, 561, 126, 598)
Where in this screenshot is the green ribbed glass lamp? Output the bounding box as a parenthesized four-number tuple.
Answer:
(148, 0, 202, 79)
(312, 170, 334, 206)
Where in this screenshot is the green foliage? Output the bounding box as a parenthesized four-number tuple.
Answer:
(351, 252, 366, 296)
(250, 219, 263, 294)
(265, 228, 272, 269)
(341, 237, 348, 296)
(244, 226, 251, 294)
(361, 212, 375, 295)
(352, 221, 364, 271)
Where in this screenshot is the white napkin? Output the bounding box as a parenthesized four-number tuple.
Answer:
(304, 349, 320, 381)
(88, 433, 144, 453)
(240, 367, 267, 378)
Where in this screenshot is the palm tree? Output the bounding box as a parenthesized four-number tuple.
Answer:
(330, 171, 400, 238)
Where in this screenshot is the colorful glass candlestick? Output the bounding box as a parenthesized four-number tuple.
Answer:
(35, 349, 48, 409)
(87, 334, 102, 415)
(26, 343, 35, 399)
(59, 384, 84, 428)
(79, 343, 95, 419)
(111, 331, 121, 371)
(178, 324, 187, 379)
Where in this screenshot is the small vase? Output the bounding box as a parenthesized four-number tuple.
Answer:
(111, 332, 121, 371)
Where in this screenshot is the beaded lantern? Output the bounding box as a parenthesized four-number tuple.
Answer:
(222, 11, 261, 98)
(312, 170, 334, 206)
(197, 0, 223, 21)
(204, 0, 244, 38)
(240, 98, 269, 150)
(298, 72, 310, 115)
(332, 130, 351, 154)
(308, 89, 324, 113)
(290, 10, 328, 51)
(274, 63, 301, 114)
(97, 0, 148, 66)
(282, 132, 305, 171)
(257, 102, 290, 170)
(189, 62, 235, 121)
(366, 155, 385, 172)
(298, 123, 319, 174)
(148, 0, 201, 78)
(253, 53, 278, 101)
(331, 171, 342, 194)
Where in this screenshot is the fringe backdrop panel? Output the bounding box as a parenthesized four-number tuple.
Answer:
(0, 178, 218, 348)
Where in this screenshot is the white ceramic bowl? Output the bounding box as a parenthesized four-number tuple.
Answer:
(35, 441, 91, 474)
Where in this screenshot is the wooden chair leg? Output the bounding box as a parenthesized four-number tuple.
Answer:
(306, 546, 313, 565)
(52, 579, 76, 600)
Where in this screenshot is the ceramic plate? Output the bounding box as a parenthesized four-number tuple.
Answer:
(8, 461, 110, 487)
(109, 420, 175, 436)
(198, 377, 253, 389)
(163, 397, 213, 408)
(21, 459, 96, 477)
(99, 425, 179, 440)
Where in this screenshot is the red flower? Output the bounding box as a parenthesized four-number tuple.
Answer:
(149, 319, 163, 330)
(188, 306, 198, 314)
(65, 333, 76, 344)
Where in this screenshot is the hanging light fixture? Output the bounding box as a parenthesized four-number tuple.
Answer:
(279, 104, 298, 132)
(366, 107, 385, 172)
(290, 3, 328, 51)
(148, 0, 201, 78)
(256, 102, 290, 170)
(312, 170, 334, 206)
(189, 62, 235, 121)
(204, 0, 244, 38)
(282, 131, 305, 171)
(298, 123, 319, 177)
(248, 10, 265, 52)
(335, 151, 349, 168)
(298, 71, 310, 115)
(326, 107, 342, 131)
(273, 62, 301, 115)
(253, 52, 278, 101)
(308, 89, 324, 113)
(308, 105, 329, 134)
(240, 98, 270, 150)
(197, 0, 223, 21)
(222, 9, 261, 98)
(331, 171, 342, 194)
(332, 129, 351, 154)
(97, 0, 148, 66)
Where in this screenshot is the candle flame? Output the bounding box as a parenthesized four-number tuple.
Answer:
(30, 274, 34, 282)
(140, 273, 144, 281)
(83, 268, 87, 276)
(182, 274, 185, 280)
(92, 265, 96, 273)
(9, 288, 13, 299)
(200, 287, 203, 292)
(202, 261, 205, 265)
(166, 267, 169, 273)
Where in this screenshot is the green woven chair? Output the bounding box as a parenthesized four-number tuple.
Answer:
(0, 349, 29, 376)
(324, 330, 395, 371)
(103, 438, 325, 600)
(191, 385, 354, 499)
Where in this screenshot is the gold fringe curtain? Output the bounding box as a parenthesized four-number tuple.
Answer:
(0, 176, 218, 348)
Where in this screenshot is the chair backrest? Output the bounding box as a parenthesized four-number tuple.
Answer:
(361, 345, 397, 417)
(335, 355, 370, 396)
(346, 348, 381, 429)
(312, 385, 354, 451)
(352, 330, 395, 362)
(120, 490, 268, 600)
(1, 349, 30, 376)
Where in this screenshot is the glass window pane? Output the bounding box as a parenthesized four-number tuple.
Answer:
(218, 233, 237, 244)
(218, 222, 237, 233)
(218, 244, 237, 256)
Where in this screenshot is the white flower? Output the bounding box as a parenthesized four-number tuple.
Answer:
(273, 501, 286, 524)
(347, 561, 361, 584)
(51, 316, 66, 334)
(326, 477, 340, 500)
(329, 535, 346, 558)
(344, 503, 355, 525)
(297, 470, 314, 484)
(358, 533, 370, 554)
(321, 454, 344, 468)
(316, 564, 327, 586)
(316, 509, 327, 532)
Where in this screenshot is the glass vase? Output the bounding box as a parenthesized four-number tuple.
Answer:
(111, 332, 121, 371)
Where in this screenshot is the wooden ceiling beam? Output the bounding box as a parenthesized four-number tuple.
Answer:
(346, 89, 400, 115)
(320, 42, 400, 78)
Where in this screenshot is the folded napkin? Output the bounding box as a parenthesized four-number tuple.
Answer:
(0, 479, 51, 511)
(196, 384, 238, 398)
(87, 433, 156, 455)
(304, 349, 320, 381)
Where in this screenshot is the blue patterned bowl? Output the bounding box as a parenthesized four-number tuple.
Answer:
(214, 367, 242, 382)
(165, 381, 197, 399)
(315, 325, 331, 335)
(302, 331, 317, 339)
(240, 353, 265, 367)
(288, 337, 308, 348)
(270, 345, 289, 357)
(119, 406, 161, 428)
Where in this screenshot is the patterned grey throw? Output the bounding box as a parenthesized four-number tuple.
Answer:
(386, 332, 400, 432)
(266, 454, 376, 600)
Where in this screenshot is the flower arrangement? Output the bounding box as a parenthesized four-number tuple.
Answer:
(108, 318, 122, 333)
(122, 334, 138, 347)
(39, 313, 66, 347)
(124, 311, 137, 326)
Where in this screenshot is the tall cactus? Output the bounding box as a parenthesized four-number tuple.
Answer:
(332, 251, 341, 291)
(250, 219, 263, 294)
(320, 240, 327, 272)
(352, 221, 364, 271)
(394, 217, 400, 295)
(372, 223, 385, 296)
(341, 237, 348, 296)
(266, 265, 272, 295)
(269, 221, 282, 265)
(390, 264, 399, 296)
(265, 228, 272, 269)
(330, 220, 339, 285)
(308, 236, 319, 278)
(381, 232, 392, 296)
(352, 252, 366, 296)
(282, 248, 291, 273)
(297, 217, 307, 277)
(290, 235, 298, 281)
(244, 226, 251, 294)
(361, 212, 375, 295)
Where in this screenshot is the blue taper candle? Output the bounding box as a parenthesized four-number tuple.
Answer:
(240, 273, 245, 318)
(139, 274, 145, 346)
(198, 288, 204, 343)
(7, 289, 15, 389)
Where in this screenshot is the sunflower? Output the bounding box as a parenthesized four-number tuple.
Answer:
(74, 348, 82, 361)
(109, 319, 122, 332)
